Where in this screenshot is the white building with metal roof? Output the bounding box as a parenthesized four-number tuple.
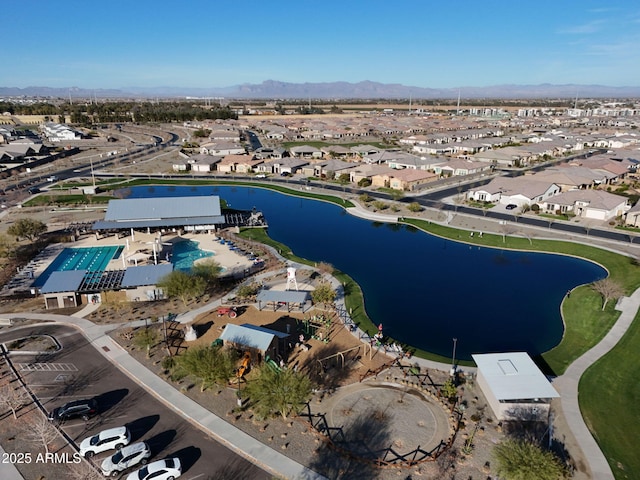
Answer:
(472, 352, 559, 421)
(93, 196, 226, 231)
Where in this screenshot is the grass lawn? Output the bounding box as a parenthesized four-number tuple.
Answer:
(23, 193, 113, 206)
(579, 309, 640, 479)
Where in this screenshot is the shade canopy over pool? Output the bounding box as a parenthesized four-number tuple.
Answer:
(33, 246, 123, 288)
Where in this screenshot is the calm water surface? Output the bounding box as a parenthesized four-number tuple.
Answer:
(124, 185, 606, 360)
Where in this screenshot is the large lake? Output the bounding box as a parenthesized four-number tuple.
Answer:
(123, 185, 606, 360)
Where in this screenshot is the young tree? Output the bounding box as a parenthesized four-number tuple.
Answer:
(407, 202, 422, 213)
(158, 270, 207, 306)
(390, 189, 404, 201)
(0, 384, 31, 419)
(439, 378, 458, 402)
(7, 218, 47, 241)
(191, 258, 222, 284)
(316, 262, 334, 275)
(27, 413, 60, 455)
(133, 327, 160, 358)
(245, 366, 312, 420)
(311, 282, 336, 308)
(591, 278, 625, 311)
(0, 233, 16, 258)
(493, 439, 568, 480)
(67, 458, 103, 480)
(236, 283, 260, 300)
(173, 345, 237, 392)
(359, 193, 372, 203)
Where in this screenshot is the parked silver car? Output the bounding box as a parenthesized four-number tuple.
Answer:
(101, 442, 151, 477)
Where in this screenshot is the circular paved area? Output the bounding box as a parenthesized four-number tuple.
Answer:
(312, 382, 452, 462)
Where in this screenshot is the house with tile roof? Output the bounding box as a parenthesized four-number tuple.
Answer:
(380, 168, 438, 191)
(466, 176, 560, 207)
(541, 189, 629, 220)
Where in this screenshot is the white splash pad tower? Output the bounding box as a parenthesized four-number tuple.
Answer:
(286, 267, 298, 291)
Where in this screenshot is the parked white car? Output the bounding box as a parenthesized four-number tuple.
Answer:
(125, 458, 181, 480)
(79, 426, 130, 458)
(101, 442, 151, 477)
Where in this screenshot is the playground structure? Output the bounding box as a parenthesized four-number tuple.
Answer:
(299, 313, 333, 343)
(314, 344, 374, 377)
(236, 351, 251, 378)
(217, 306, 238, 318)
(265, 355, 283, 373)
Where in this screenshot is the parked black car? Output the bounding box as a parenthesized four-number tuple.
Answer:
(48, 398, 98, 422)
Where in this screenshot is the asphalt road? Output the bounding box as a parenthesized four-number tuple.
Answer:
(1, 324, 270, 480)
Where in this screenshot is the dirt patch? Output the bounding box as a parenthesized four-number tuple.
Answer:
(6, 335, 59, 353)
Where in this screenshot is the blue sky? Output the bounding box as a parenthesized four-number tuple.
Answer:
(3, 0, 639, 89)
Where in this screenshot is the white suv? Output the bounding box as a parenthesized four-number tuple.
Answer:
(101, 442, 151, 477)
(79, 426, 130, 458)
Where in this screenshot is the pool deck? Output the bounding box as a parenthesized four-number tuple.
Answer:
(1, 231, 256, 296)
(73, 231, 256, 272)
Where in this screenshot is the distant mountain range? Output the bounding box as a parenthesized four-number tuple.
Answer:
(2, 80, 640, 100)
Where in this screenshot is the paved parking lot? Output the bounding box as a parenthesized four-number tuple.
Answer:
(2, 324, 270, 479)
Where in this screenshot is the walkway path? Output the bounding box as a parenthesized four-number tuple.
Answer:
(0, 446, 25, 480)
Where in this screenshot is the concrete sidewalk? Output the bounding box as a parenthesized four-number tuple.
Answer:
(0, 446, 25, 480)
(7, 313, 327, 480)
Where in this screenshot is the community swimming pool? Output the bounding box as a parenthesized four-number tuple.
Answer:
(33, 246, 124, 288)
(172, 239, 214, 271)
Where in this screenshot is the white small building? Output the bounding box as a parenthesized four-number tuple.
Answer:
(472, 352, 559, 421)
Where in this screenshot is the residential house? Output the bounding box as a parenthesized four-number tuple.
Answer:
(624, 202, 640, 227)
(209, 129, 241, 143)
(350, 144, 381, 157)
(541, 189, 629, 220)
(434, 159, 492, 177)
(200, 142, 245, 156)
(388, 168, 438, 191)
(347, 163, 397, 185)
(217, 154, 259, 173)
(473, 146, 538, 167)
(255, 146, 286, 160)
(412, 143, 455, 155)
(235, 156, 263, 174)
(321, 145, 352, 159)
(466, 176, 560, 207)
(534, 166, 607, 191)
(300, 159, 352, 178)
(172, 160, 190, 172)
(258, 157, 309, 175)
(290, 145, 323, 159)
(188, 153, 220, 173)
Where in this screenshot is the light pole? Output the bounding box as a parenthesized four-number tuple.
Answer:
(450, 337, 457, 377)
